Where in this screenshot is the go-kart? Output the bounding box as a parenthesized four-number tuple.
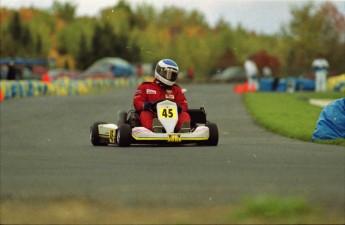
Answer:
(90, 99, 219, 147)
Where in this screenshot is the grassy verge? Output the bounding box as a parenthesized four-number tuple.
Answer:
(1, 196, 344, 224)
(243, 91, 345, 146)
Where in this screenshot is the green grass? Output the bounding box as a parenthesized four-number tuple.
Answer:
(243, 92, 345, 146)
(228, 195, 343, 224)
(237, 196, 312, 219)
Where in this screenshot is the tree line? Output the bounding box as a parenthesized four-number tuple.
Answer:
(0, 0, 344, 78)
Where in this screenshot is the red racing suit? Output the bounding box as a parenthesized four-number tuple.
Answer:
(133, 79, 191, 131)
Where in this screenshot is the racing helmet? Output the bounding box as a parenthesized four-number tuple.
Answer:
(155, 59, 179, 86)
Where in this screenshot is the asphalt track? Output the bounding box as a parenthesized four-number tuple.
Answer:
(1, 83, 344, 211)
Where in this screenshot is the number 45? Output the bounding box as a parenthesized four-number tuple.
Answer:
(162, 108, 174, 118)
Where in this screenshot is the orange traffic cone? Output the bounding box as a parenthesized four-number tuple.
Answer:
(234, 82, 249, 94)
(42, 72, 51, 83)
(234, 82, 257, 94)
(0, 90, 4, 102)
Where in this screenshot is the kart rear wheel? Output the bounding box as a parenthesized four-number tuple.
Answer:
(117, 124, 132, 147)
(90, 122, 108, 146)
(206, 122, 219, 146)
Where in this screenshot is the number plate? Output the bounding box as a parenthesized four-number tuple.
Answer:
(159, 108, 177, 119)
(168, 134, 182, 142)
(109, 129, 115, 143)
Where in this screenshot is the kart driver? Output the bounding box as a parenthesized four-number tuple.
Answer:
(133, 59, 191, 133)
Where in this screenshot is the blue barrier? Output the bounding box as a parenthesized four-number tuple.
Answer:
(259, 78, 287, 92)
(259, 77, 315, 92)
(0, 78, 144, 102)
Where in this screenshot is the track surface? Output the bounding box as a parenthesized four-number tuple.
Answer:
(1, 83, 344, 210)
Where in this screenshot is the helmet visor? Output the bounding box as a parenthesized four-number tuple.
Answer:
(160, 67, 178, 82)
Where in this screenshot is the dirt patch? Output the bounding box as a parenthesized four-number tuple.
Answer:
(1, 197, 233, 224)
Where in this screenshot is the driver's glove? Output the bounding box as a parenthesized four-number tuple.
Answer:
(177, 104, 182, 113)
(143, 102, 154, 111)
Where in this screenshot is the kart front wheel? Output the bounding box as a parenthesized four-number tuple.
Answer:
(90, 122, 108, 146)
(206, 122, 219, 146)
(117, 124, 132, 147)
(117, 110, 127, 126)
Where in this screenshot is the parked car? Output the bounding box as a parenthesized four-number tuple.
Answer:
(211, 66, 246, 83)
(47, 69, 81, 80)
(82, 57, 135, 78)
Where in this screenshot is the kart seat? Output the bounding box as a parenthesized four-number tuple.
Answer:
(187, 108, 207, 128)
(127, 110, 141, 127)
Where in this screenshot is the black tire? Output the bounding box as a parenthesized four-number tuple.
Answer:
(117, 124, 132, 147)
(90, 121, 108, 146)
(206, 122, 219, 146)
(117, 110, 127, 126)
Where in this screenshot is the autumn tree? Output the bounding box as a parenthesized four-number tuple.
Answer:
(281, 2, 345, 74)
(1, 0, 343, 77)
(77, 32, 91, 69)
(51, 0, 76, 22)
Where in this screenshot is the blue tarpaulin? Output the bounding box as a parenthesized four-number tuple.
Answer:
(312, 98, 345, 141)
(0, 57, 48, 65)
